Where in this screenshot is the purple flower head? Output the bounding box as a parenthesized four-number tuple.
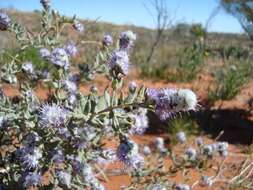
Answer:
(68, 93, 77, 105)
(154, 137, 167, 153)
(129, 108, 149, 135)
(40, 0, 50, 9)
(143, 145, 151, 156)
(201, 176, 213, 187)
(175, 184, 190, 190)
(202, 144, 214, 157)
(23, 172, 42, 188)
(109, 50, 129, 75)
(151, 184, 166, 190)
(39, 48, 50, 59)
(129, 81, 137, 93)
(119, 30, 136, 50)
(61, 80, 77, 93)
(57, 127, 71, 139)
(24, 132, 40, 145)
(146, 88, 197, 121)
(0, 12, 11, 31)
(103, 34, 113, 46)
(68, 73, 80, 82)
(176, 131, 186, 144)
(50, 48, 69, 70)
(195, 137, 204, 146)
(0, 116, 7, 129)
(56, 170, 72, 188)
(73, 20, 84, 32)
(22, 62, 34, 74)
(39, 103, 69, 128)
(21, 148, 42, 170)
(117, 139, 144, 170)
(64, 41, 78, 56)
(52, 149, 65, 164)
(185, 147, 197, 160)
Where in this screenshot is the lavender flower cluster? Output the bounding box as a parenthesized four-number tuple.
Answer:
(147, 88, 198, 120)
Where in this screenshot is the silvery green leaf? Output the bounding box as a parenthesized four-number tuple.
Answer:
(104, 89, 111, 107)
(95, 97, 106, 112)
(84, 100, 91, 114)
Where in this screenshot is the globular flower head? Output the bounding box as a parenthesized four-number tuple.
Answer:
(52, 149, 65, 164)
(202, 144, 214, 157)
(143, 145, 151, 156)
(39, 48, 50, 59)
(129, 108, 149, 135)
(195, 137, 204, 146)
(175, 184, 190, 190)
(150, 184, 166, 190)
(176, 131, 186, 144)
(23, 172, 42, 188)
(177, 89, 198, 111)
(50, 48, 70, 70)
(73, 20, 84, 32)
(117, 139, 144, 170)
(24, 132, 40, 146)
(119, 30, 136, 50)
(216, 142, 229, 157)
(21, 148, 42, 170)
(0, 12, 11, 31)
(40, 0, 50, 9)
(61, 80, 77, 93)
(22, 62, 34, 74)
(103, 34, 113, 46)
(109, 50, 129, 76)
(39, 103, 69, 128)
(201, 176, 213, 187)
(64, 41, 78, 57)
(146, 88, 197, 121)
(0, 116, 7, 129)
(56, 170, 72, 188)
(129, 81, 137, 93)
(185, 147, 197, 160)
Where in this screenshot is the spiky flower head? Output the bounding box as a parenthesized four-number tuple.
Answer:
(201, 176, 213, 187)
(117, 139, 144, 170)
(119, 30, 136, 50)
(23, 172, 42, 188)
(40, 0, 50, 9)
(129, 81, 137, 93)
(146, 88, 197, 121)
(195, 137, 204, 146)
(56, 170, 72, 188)
(52, 149, 65, 164)
(202, 144, 214, 157)
(176, 131, 186, 144)
(61, 80, 77, 93)
(185, 147, 197, 161)
(73, 20, 84, 32)
(39, 48, 50, 59)
(64, 41, 78, 56)
(150, 184, 167, 190)
(175, 184, 190, 190)
(109, 50, 129, 76)
(21, 148, 42, 170)
(129, 108, 149, 135)
(154, 137, 167, 153)
(22, 62, 35, 75)
(50, 48, 70, 70)
(143, 145, 151, 156)
(0, 12, 11, 31)
(103, 34, 113, 46)
(39, 103, 69, 128)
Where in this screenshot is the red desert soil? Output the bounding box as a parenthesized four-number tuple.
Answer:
(1, 70, 252, 190)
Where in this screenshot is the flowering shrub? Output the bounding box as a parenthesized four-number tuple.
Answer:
(0, 1, 252, 190)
